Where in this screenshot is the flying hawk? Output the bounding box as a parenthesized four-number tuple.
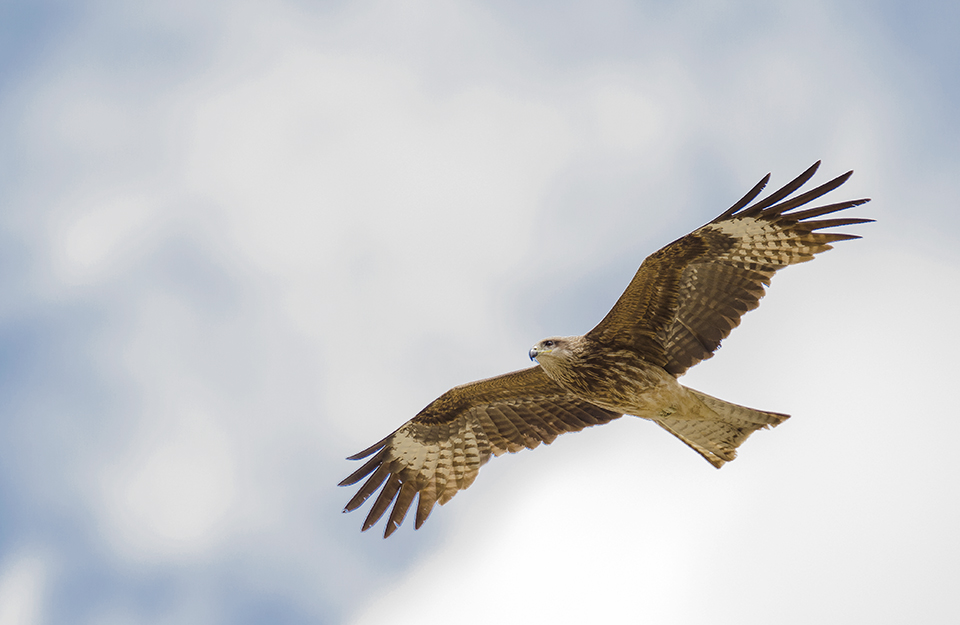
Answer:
(340, 161, 871, 537)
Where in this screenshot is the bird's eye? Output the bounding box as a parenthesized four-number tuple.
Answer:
(544, 340, 555, 347)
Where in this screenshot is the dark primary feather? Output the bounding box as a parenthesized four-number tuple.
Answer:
(587, 161, 871, 375)
(339, 366, 620, 537)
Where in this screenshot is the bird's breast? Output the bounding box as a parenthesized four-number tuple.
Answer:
(543, 349, 685, 419)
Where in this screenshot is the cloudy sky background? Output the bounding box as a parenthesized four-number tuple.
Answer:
(1, 1, 958, 623)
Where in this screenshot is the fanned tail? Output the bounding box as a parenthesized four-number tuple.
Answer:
(655, 388, 789, 468)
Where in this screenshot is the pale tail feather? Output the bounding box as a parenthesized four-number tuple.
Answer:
(655, 388, 789, 468)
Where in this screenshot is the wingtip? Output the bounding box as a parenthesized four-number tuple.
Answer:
(345, 443, 386, 461)
(798, 160, 821, 181)
(715, 171, 771, 220)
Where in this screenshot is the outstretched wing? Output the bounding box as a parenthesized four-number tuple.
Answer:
(339, 366, 620, 537)
(587, 161, 872, 375)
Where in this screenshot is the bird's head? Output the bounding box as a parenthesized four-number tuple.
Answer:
(528, 336, 574, 364)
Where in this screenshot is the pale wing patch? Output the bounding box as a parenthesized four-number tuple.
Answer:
(341, 391, 620, 537)
(585, 162, 869, 375)
(707, 217, 830, 265)
(659, 165, 870, 375)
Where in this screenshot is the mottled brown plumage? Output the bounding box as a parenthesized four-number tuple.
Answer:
(340, 367, 620, 536)
(341, 161, 871, 537)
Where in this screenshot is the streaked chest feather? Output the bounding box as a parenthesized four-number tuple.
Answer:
(541, 348, 683, 418)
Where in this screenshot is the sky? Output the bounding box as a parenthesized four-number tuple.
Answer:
(1, 0, 959, 623)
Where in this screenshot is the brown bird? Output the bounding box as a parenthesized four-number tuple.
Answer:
(340, 161, 871, 537)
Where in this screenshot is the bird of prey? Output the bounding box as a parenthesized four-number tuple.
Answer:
(340, 161, 871, 538)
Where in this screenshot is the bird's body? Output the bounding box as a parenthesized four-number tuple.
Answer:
(530, 334, 788, 466)
(533, 336, 679, 418)
(340, 162, 871, 537)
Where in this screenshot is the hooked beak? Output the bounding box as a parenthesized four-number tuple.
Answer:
(528, 346, 538, 362)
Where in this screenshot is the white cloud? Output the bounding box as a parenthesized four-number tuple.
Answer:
(98, 408, 239, 561)
(0, 553, 47, 625)
(54, 193, 162, 285)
